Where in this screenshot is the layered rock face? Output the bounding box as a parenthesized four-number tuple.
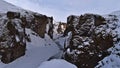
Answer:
(0, 11, 53, 63)
(20, 12, 54, 38)
(63, 14, 119, 68)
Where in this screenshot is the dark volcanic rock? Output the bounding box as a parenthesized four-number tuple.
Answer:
(63, 14, 116, 68)
(57, 22, 67, 34)
(47, 17, 54, 39)
(32, 14, 48, 38)
(7, 11, 20, 19)
(0, 14, 26, 63)
(0, 11, 53, 63)
(20, 12, 54, 38)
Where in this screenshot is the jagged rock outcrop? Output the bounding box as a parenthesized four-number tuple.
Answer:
(0, 12, 26, 63)
(47, 17, 54, 39)
(63, 14, 119, 68)
(0, 11, 54, 63)
(57, 22, 66, 34)
(20, 12, 53, 38)
(96, 14, 120, 68)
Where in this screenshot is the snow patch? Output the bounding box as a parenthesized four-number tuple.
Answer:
(38, 59, 77, 68)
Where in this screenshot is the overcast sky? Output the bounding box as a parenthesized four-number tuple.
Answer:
(4, 0, 120, 22)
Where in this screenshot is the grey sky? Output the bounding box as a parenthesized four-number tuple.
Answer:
(4, 0, 120, 22)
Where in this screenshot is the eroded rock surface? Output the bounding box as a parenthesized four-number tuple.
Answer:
(0, 11, 53, 63)
(63, 14, 119, 68)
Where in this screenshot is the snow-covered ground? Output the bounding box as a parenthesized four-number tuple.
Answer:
(0, 0, 77, 68)
(0, 28, 60, 68)
(38, 59, 77, 68)
(1, 0, 120, 68)
(0, 27, 75, 68)
(0, 26, 74, 68)
(0, 0, 23, 13)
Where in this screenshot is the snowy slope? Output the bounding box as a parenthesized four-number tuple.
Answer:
(0, 0, 76, 67)
(2, 0, 120, 68)
(110, 10, 120, 17)
(0, 0, 62, 68)
(96, 11, 120, 68)
(0, 0, 23, 13)
(0, 29, 60, 68)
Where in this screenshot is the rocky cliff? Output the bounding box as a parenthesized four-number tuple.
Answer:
(63, 14, 120, 68)
(0, 11, 54, 63)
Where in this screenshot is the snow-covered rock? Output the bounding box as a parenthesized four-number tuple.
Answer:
(63, 13, 119, 68)
(0, 11, 26, 63)
(96, 11, 120, 68)
(0, 0, 55, 64)
(0, 29, 59, 68)
(56, 22, 67, 34)
(0, 0, 23, 13)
